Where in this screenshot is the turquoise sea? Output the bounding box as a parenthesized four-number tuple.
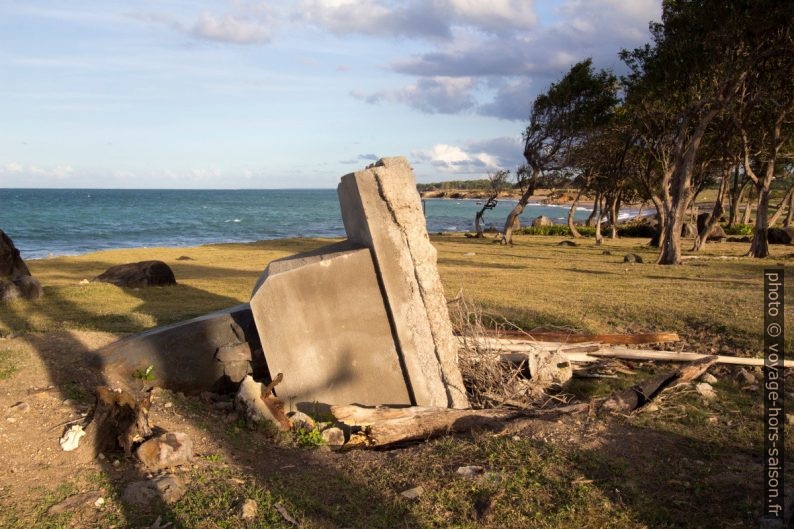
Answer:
(0, 189, 600, 259)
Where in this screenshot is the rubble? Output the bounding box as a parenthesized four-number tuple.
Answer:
(136, 431, 194, 471)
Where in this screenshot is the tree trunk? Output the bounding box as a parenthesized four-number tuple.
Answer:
(768, 185, 794, 227)
(692, 173, 728, 252)
(594, 196, 605, 245)
(785, 189, 794, 227)
(727, 166, 745, 227)
(748, 186, 771, 258)
(634, 202, 645, 221)
(742, 188, 754, 224)
(567, 190, 582, 238)
(501, 184, 534, 245)
(649, 195, 665, 247)
(586, 192, 599, 226)
(609, 193, 620, 239)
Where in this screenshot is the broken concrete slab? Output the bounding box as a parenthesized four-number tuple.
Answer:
(337, 157, 468, 408)
(250, 245, 411, 410)
(93, 304, 265, 394)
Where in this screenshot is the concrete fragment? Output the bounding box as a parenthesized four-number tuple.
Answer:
(235, 375, 291, 430)
(337, 157, 468, 408)
(250, 246, 411, 409)
(400, 486, 424, 500)
(93, 304, 263, 394)
(696, 382, 716, 400)
(700, 373, 718, 384)
(136, 431, 194, 471)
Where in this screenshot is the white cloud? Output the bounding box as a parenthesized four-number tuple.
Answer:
(353, 76, 476, 114)
(191, 13, 271, 44)
(1, 163, 74, 180)
(412, 136, 523, 174)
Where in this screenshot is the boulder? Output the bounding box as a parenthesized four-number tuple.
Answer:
(681, 222, 698, 238)
(122, 475, 186, 507)
(558, 240, 577, 247)
(136, 431, 194, 471)
(623, 253, 643, 264)
(0, 230, 31, 278)
(696, 213, 727, 240)
(93, 304, 263, 394)
(769, 227, 794, 245)
(338, 157, 468, 408)
(321, 427, 345, 450)
(94, 260, 176, 288)
(532, 215, 552, 227)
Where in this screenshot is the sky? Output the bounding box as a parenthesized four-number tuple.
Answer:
(0, 0, 661, 189)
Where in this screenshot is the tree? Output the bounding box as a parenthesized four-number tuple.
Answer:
(502, 59, 618, 245)
(474, 170, 509, 237)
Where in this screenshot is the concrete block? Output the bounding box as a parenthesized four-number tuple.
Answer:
(337, 157, 468, 408)
(250, 246, 411, 409)
(93, 304, 264, 393)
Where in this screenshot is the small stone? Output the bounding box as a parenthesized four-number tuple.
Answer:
(62, 399, 74, 406)
(736, 368, 756, 385)
(164, 402, 173, 408)
(79, 279, 90, 285)
(238, 498, 258, 520)
(511, 435, 521, 442)
(113, 460, 121, 467)
(707, 416, 718, 425)
(700, 373, 718, 384)
(6, 417, 16, 423)
(400, 486, 424, 500)
(464, 252, 476, 256)
(321, 427, 345, 450)
(59, 424, 86, 451)
(94, 497, 105, 508)
(288, 411, 316, 432)
(9, 402, 30, 413)
(644, 403, 659, 412)
(623, 253, 643, 263)
(456, 465, 484, 478)
(47, 491, 102, 515)
(136, 431, 194, 471)
(696, 382, 716, 400)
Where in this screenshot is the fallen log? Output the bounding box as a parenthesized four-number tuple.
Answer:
(480, 331, 680, 345)
(500, 348, 793, 368)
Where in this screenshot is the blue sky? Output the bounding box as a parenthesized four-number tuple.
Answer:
(0, 0, 660, 188)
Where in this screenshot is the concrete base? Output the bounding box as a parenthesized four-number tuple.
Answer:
(250, 245, 411, 410)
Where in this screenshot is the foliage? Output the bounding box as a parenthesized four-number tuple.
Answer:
(293, 427, 325, 449)
(417, 179, 496, 192)
(132, 364, 156, 381)
(724, 223, 754, 235)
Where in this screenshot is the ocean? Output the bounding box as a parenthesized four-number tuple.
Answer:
(0, 189, 600, 260)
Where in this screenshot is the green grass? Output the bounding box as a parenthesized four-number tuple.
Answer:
(0, 348, 19, 379)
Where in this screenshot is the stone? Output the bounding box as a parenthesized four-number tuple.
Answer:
(8, 401, 30, 413)
(737, 367, 756, 385)
(238, 498, 258, 520)
(700, 373, 718, 384)
(235, 375, 291, 430)
(623, 253, 643, 263)
(681, 222, 698, 238)
(59, 424, 86, 451)
(93, 304, 262, 394)
(528, 350, 572, 387)
(0, 275, 42, 301)
(0, 230, 31, 278)
(47, 491, 103, 515)
(696, 382, 716, 400)
(288, 411, 316, 432)
(400, 486, 424, 500)
(532, 215, 552, 227)
(321, 427, 345, 449)
(94, 260, 176, 288)
(122, 475, 186, 507)
(338, 157, 468, 408)
(786, 414, 794, 426)
(136, 431, 194, 471)
(768, 227, 794, 245)
(696, 213, 728, 240)
(250, 243, 411, 409)
(455, 465, 484, 477)
(558, 240, 577, 247)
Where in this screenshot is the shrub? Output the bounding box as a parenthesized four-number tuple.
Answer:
(723, 223, 753, 235)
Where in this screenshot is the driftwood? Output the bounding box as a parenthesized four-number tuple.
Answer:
(499, 346, 793, 368)
(482, 331, 680, 345)
(81, 386, 152, 456)
(333, 357, 716, 448)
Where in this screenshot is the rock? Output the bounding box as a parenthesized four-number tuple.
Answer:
(93, 304, 262, 394)
(338, 157, 468, 408)
(700, 373, 718, 384)
(623, 253, 643, 263)
(0, 275, 43, 301)
(681, 222, 698, 238)
(321, 427, 345, 449)
(400, 486, 424, 500)
(0, 230, 31, 277)
(456, 465, 484, 477)
(94, 497, 105, 508)
(528, 350, 572, 387)
(122, 475, 186, 507)
(558, 240, 577, 247)
(696, 382, 716, 400)
(59, 424, 86, 451)
(238, 498, 258, 520)
(288, 411, 316, 431)
(644, 403, 660, 412)
(136, 431, 194, 471)
(235, 375, 290, 430)
(8, 401, 30, 413)
(768, 227, 794, 245)
(532, 215, 552, 227)
(176, 255, 194, 261)
(737, 368, 756, 385)
(696, 213, 727, 240)
(47, 491, 102, 515)
(94, 260, 176, 288)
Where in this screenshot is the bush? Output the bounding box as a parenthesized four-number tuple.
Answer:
(723, 223, 753, 235)
(516, 224, 653, 238)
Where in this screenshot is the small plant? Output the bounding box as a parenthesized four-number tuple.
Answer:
(723, 223, 753, 235)
(203, 453, 223, 462)
(63, 381, 87, 402)
(133, 364, 156, 381)
(294, 427, 326, 448)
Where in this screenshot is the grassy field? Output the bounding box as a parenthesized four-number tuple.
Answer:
(0, 234, 792, 528)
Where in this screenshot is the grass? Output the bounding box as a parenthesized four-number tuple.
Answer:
(0, 233, 792, 528)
